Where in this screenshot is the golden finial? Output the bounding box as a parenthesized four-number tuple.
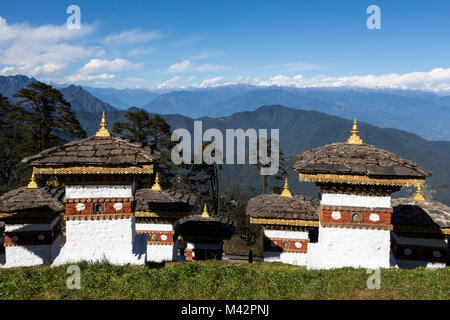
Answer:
(95, 111, 110, 137)
(412, 185, 425, 202)
(280, 178, 293, 198)
(27, 171, 38, 189)
(346, 118, 363, 145)
(151, 172, 162, 191)
(201, 203, 210, 218)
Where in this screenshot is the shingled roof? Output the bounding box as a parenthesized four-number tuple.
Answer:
(22, 135, 159, 166)
(246, 194, 319, 221)
(294, 142, 431, 178)
(177, 215, 235, 240)
(0, 186, 65, 213)
(135, 188, 197, 213)
(392, 198, 450, 229)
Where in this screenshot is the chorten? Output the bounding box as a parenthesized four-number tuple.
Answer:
(22, 113, 159, 266)
(177, 204, 235, 261)
(134, 174, 197, 262)
(293, 119, 432, 269)
(0, 176, 64, 268)
(247, 180, 319, 266)
(391, 186, 449, 269)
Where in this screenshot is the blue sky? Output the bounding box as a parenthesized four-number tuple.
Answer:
(1, 0, 450, 90)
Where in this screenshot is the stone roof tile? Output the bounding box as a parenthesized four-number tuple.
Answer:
(246, 194, 319, 220)
(294, 142, 431, 178)
(22, 135, 159, 166)
(392, 198, 450, 228)
(0, 186, 65, 213)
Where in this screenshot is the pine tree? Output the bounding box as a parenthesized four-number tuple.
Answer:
(112, 110, 176, 188)
(0, 83, 86, 192)
(251, 137, 287, 194)
(13, 81, 86, 154)
(182, 141, 222, 215)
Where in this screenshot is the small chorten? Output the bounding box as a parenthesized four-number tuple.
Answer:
(346, 118, 363, 145)
(95, 112, 111, 137)
(280, 178, 293, 198)
(412, 185, 425, 202)
(27, 172, 38, 189)
(151, 172, 162, 191)
(201, 203, 210, 218)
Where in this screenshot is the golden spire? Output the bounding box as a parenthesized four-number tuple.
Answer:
(280, 178, 293, 198)
(151, 172, 162, 191)
(201, 203, 210, 218)
(95, 112, 110, 137)
(412, 185, 425, 202)
(346, 118, 363, 145)
(27, 172, 38, 189)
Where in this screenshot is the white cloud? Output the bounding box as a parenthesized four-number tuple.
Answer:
(158, 76, 183, 89)
(65, 58, 140, 84)
(196, 77, 223, 88)
(166, 59, 227, 73)
(125, 77, 144, 82)
(80, 58, 140, 73)
(167, 60, 191, 73)
(127, 47, 155, 56)
(104, 29, 162, 45)
(256, 68, 450, 91)
(0, 16, 94, 78)
(65, 73, 115, 83)
(195, 64, 227, 72)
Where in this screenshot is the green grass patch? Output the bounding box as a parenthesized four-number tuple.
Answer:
(0, 261, 448, 300)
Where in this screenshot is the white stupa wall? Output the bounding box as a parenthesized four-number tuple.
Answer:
(1, 236, 61, 268)
(263, 229, 309, 266)
(307, 225, 391, 269)
(53, 218, 145, 266)
(135, 222, 178, 262)
(320, 192, 391, 208)
(0, 217, 61, 268)
(54, 180, 146, 266)
(65, 183, 135, 199)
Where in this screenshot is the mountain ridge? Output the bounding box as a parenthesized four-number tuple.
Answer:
(75, 105, 450, 206)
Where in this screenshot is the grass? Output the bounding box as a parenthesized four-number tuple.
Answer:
(0, 261, 448, 300)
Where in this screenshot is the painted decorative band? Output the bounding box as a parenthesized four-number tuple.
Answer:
(250, 217, 319, 227)
(64, 213, 133, 221)
(299, 173, 425, 187)
(33, 165, 154, 175)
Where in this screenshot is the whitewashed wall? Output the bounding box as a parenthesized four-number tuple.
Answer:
(0, 236, 60, 268)
(307, 226, 391, 269)
(52, 218, 146, 266)
(65, 184, 135, 199)
(321, 192, 391, 208)
(146, 242, 178, 263)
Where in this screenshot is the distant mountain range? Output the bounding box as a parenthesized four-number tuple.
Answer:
(1, 75, 450, 140)
(82, 86, 160, 110)
(72, 105, 450, 206)
(140, 85, 450, 141)
(0, 75, 116, 113)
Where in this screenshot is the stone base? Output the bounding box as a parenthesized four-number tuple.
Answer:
(0, 236, 60, 268)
